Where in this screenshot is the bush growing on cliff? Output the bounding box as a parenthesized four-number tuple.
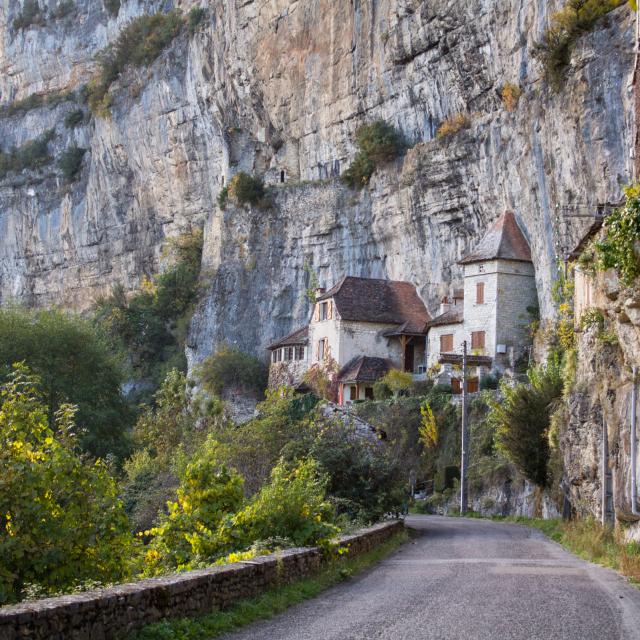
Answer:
(188, 7, 206, 34)
(342, 120, 404, 188)
(0, 366, 134, 604)
(595, 184, 640, 285)
(225, 172, 266, 207)
(534, 0, 626, 90)
(490, 358, 563, 487)
(87, 10, 184, 115)
(104, 0, 120, 17)
(57, 145, 86, 181)
(64, 108, 85, 128)
(12, 0, 43, 30)
(0, 129, 55, 178)
(436, 114, 471, 139)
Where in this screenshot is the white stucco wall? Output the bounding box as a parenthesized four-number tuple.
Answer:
(426, 322, 466, 369)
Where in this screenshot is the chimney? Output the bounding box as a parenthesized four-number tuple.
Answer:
(439, 296, 450, 315)
(315, 287, 326, 299)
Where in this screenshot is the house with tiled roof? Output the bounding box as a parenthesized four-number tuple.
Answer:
(267, 276, 430, 403)
(426, 211, 538, 379)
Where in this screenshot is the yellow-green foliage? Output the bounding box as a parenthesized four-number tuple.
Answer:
(535, 0, 627, 90)
(551, 262, 576, 352)
(501, 82, 522, 111)
(419, 401, 438, 449)
(87, 10, 184, 116)
(226, 172, 266, 207)
(436, 113, 471, 139)
(0, 365, 134, 604)
(380, 368, 414, 398)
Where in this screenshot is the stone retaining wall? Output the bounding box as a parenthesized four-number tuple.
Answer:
(0, 520, 403, 640)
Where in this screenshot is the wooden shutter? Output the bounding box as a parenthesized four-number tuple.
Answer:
(476, 282, 484, 304)
(440, 334, 453, 353)
(472, 331, 485, 349)
(314, 303, 320, 321)
(327, 300, 333, 319)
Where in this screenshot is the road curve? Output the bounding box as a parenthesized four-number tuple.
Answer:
(220, 515, 640, 640)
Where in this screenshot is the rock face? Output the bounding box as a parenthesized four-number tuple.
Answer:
(0, 1, 634, 339)
(0, 1, 638, 526)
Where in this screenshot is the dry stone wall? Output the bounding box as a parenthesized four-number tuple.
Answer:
(0, 520, 404, 640)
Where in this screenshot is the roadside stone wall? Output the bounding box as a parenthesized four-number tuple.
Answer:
(0, 521, 403, 640)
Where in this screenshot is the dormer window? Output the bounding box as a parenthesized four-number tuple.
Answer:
(316, 300, 332, 321)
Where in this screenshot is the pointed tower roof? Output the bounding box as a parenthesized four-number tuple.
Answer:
(458, 211, 532, 265)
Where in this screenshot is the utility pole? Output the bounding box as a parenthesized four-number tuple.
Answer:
(460, 340, 468, 515)
(632, 366, 638, 516)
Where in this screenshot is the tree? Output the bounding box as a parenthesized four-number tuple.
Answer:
(419, 401, 438, 449)
(199, 345, 268, 398)
(0, 307, 132, 460)
(0, 366, 134, 604)
(490, 359, 563, 487)
(380, 369, 413, 399)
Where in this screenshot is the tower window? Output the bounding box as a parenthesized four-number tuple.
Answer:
(280, 170, 285, 183)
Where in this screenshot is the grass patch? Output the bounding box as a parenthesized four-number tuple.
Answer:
(128, 531, 408, 640)
(491, 515, 640, 582)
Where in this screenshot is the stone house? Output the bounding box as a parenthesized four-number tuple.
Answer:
(267, 276, 430, 403)
(425, 211, 538, 382)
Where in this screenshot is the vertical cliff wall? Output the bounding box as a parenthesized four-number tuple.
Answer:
(0, 0, 634, 364)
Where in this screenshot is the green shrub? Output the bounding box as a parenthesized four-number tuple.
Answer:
(490, 358, 563, 487)
(64, 108, 84, 128)
(217, 184, 229, 209)
(534, 0, 626, 90)
(342, 120, 404, 189)
(57, 145, 86, 181)
(13, 0, 43, 30)
(0, 366, 134, 604)
(480, 373, 499, 390)
(199, 345, 268, 397)
(580, 308, 605, 332)
(0, 129, 55, 178)
(380, 369, 413, 398)
(223, 459, 339, 552)
(227, 172, 265, 206)
(188, 7, 206, 34)
(88, 10, 184, 115)
(595, 184, 640, 285)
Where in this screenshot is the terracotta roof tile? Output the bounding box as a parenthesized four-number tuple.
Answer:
(425, 309, 464, 328)
(267, 326, 308, 350)
(459, 211, 532, 265)
(337, 356, 392, 383)
(318, 276, 430, 332)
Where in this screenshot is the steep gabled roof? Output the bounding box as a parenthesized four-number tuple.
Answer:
(337, 356, 392, 383)
(425, 309, 464, 329)
(317, 276, 430, 332)
(459, 211, 532, 265)
(267, 325, 308, 350)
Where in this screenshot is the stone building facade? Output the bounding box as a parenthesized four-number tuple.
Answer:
(267, 276, 430, 403)
(426, 211, 538, 378)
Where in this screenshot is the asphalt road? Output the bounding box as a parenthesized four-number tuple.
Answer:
(220, 515, 640, 640)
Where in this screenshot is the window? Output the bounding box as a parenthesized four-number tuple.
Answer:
(284, 347, 294, 361)
(271, 350, 277, 363)
(440, 334, 454, 353)
(319, 301, 329, 320)
(476, 282, 485, 304)
(478, 264, 485, 273)
(295, 346, 305, 360)
(471, 331, 486, 350)
(280, 170, 285, 183)
(318, 338, 327, 361)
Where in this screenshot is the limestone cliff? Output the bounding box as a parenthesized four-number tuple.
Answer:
(0, 0, 634, 364)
